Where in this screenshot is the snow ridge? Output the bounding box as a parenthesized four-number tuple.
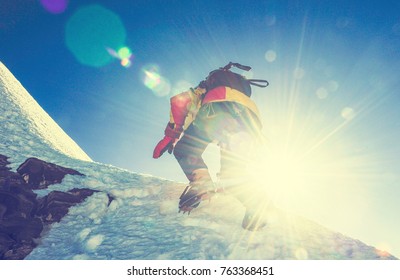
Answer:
(0, 62, 91, 162)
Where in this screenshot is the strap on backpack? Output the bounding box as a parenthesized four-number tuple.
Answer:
(222, 62, 251, 72)
(248, 79, 269, 88)
(222, 62, 269, 88)
(201, 62, 270, 90)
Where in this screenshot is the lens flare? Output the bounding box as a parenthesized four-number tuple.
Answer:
(106, 46, 133, 68)
(121, 58, 132, 68)
(265, 50, 277, 62)
(118, 47, 132, 59)
(65, 5, 127, 67)
(316, 87, 329, 99)
(141, 65, 171, 97)
(40, 0, 68, 14)
(144, 70, 161, 88)
(341, 107, 355, 120)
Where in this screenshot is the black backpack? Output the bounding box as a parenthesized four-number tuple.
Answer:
(200, 62, 269, 97)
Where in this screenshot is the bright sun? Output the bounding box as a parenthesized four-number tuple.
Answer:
(202, 114, 354, 216)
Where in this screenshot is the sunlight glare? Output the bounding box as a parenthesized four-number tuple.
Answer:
(247, 145, 308, 207)
(295, 248, 309, 260)
(265, 50, 277, 62)
(341, 107, 355, 120)
(121, 58, 132, 68)
(65, 5, 127, 67)
(242, 109, 357, 215)
(141, 64, 171, 97)
(118, 47, 132, 59)
(106, 46, 133, 68)
(376, 243, 392, 258)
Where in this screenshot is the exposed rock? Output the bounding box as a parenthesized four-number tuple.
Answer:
(0, 154, 97, 260)
(17, 157, 84, 189)
(0, 155, 10, 171)
(0, 232, 14, 255)
(3, 241, 37, 260)
(37, 188, 99, 224)
(0, 217, 43, 242)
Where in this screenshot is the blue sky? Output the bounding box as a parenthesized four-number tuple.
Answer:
(1, 0, 400, 255)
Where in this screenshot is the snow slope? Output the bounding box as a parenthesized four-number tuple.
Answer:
(0, 62, 91, 162)
(0, 62, 396, 260)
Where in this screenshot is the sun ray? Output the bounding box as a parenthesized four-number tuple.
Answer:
(299, 119, 349, 161)
(285, 14, 309, 152)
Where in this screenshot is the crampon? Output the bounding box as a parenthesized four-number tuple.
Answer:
(178, 185, 218, 214)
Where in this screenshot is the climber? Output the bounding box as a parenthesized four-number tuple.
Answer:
(153, 62, 269, 230)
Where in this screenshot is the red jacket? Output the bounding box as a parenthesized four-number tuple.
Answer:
(169, 86, 262, 130)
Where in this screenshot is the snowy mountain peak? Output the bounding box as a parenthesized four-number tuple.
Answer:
(0, 62, 91, 162)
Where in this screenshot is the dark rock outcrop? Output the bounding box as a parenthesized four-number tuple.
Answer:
(0, 154, 97, 260)
(17, 157, 84, 189)
(37, 188, 98, 224)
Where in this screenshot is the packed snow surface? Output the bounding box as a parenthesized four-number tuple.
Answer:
(0, 62, 91, 162)
(0, 62, 396, 260)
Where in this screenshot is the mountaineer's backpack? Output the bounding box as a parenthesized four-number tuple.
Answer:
(200, 62, 269, 97)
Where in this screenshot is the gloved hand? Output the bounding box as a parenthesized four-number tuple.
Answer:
(153, 123, 183, 159)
